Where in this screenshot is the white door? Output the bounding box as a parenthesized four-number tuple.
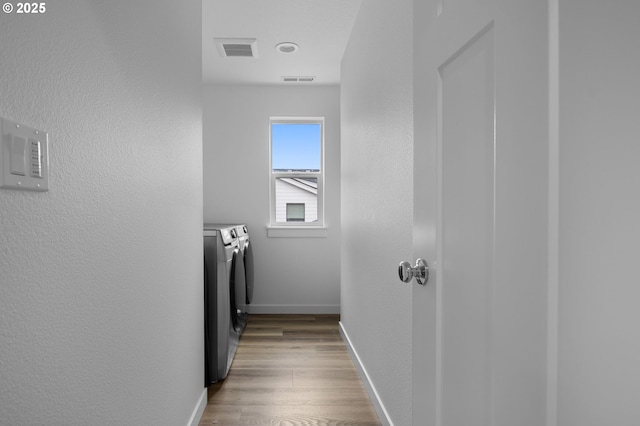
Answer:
(411, 1, 550, 425)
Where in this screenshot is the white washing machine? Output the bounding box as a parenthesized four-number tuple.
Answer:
(203, 223, 247, 385)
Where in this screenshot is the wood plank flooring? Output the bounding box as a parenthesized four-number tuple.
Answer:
(198, 314, 381, 426)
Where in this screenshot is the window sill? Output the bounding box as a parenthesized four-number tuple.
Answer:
(266, 226, 328, 238)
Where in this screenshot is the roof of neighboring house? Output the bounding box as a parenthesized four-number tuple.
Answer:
(279, 177, 318, 195)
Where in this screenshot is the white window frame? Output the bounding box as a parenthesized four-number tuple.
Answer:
(269, 117, 325, 229)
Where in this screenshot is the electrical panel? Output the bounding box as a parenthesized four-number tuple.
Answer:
(0, 117, 49, 192)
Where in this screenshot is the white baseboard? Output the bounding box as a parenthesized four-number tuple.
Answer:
(247, 304, 340, 314)
(339, 321, 393, 426)
(186, 388, 207, 426)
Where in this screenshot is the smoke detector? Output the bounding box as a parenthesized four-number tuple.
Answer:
(214, 38, 258, 58)
(275, 42, 299, 54)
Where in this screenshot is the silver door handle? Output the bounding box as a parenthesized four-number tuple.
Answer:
(398, 258, 429, 285)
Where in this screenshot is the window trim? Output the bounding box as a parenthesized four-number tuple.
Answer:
(269, 117, 325, 228)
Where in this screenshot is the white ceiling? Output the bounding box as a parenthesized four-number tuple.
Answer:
(202, 0, 362, 86)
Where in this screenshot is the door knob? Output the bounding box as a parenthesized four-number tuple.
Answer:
(398, 258, 429, 285)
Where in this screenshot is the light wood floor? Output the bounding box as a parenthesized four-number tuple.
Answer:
(198, 314, 381, 426)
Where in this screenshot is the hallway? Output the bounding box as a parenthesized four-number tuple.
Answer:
(199, 315, 381, 425)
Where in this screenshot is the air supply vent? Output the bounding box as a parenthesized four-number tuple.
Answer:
(214, 38, 258, 58)
(281, 76, 316, 83)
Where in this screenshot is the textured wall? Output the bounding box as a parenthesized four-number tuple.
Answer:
(340, 0, 414, 424)
(0, 1, 204, 425)
(203, 84, 341, 313)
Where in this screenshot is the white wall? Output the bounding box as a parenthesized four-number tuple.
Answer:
(558, 1, 640, 424)
(203, 85, 341, 313)
(0, 2, 205, 425)
(340, 0, 414, 424)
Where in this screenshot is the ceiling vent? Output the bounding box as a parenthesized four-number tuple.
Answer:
(214, 38, 258, 58)
(281, 76, 316, 83)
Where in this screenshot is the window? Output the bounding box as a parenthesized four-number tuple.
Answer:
(286, 203, 305, 222)
(270, 117, 324, 227)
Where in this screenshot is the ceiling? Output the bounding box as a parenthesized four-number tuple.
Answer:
(202, 0, 363, 86)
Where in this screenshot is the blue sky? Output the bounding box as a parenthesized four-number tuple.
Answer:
(271, 123, 321, 171)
